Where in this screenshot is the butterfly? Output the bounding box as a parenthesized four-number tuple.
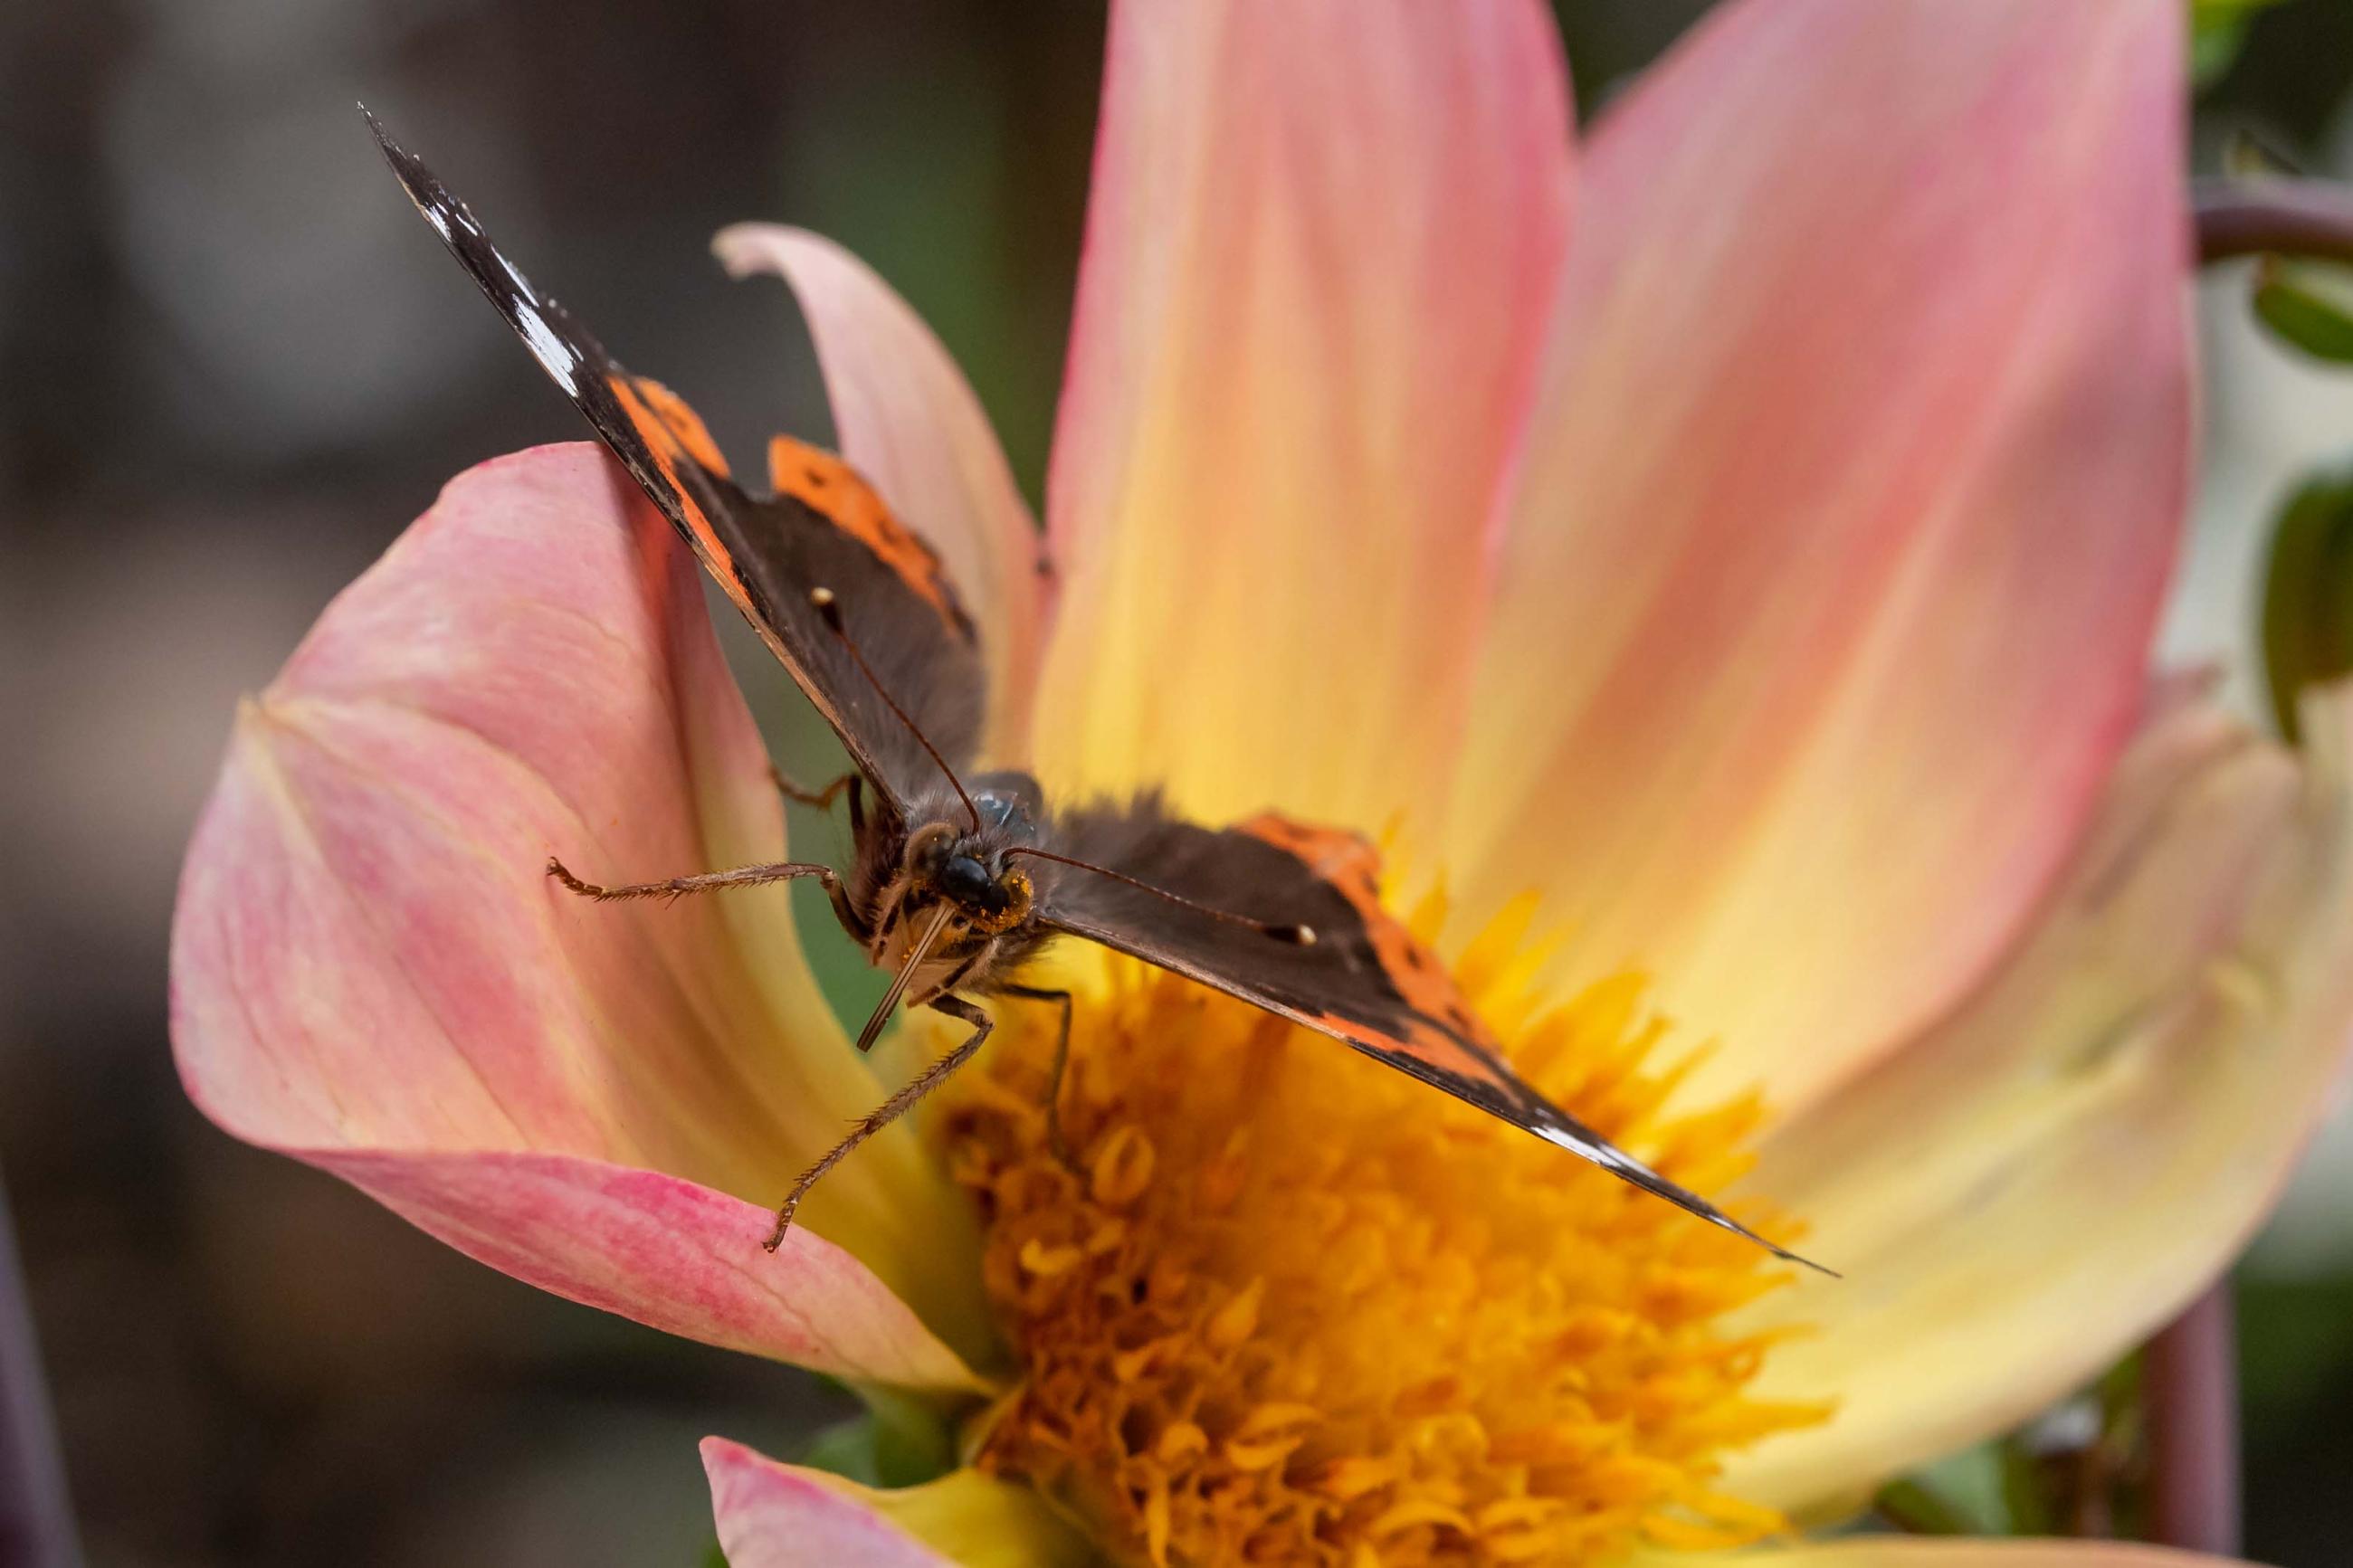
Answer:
(367, 109, 1825, 1274)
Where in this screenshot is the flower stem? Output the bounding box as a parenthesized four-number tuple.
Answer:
(0, 1168, 79, 1568)
(2142, 1280, 2241, 1556)
(2196, 178, 2353, 268)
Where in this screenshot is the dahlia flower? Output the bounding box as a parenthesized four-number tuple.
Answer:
(172, 0, 2353, 1563)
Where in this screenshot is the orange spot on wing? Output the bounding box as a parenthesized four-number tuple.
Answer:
(625, 377, 730, 476)
(607, 375, 747, 596)
(1237, 814, 1507, 1073)
(768, 435, 967, 634)
(1239, 815, 1376, 881)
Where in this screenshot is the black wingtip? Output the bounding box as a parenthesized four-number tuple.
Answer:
(1702, 1202, 1839, 1278)
(1772, 1240, 1841, 1279)
(1526, 1107, 1840, 1278)
(360, 104, 413, 180)
(1700, 1203, 1837, 1278)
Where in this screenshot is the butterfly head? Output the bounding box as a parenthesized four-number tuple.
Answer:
(898, 789, 1037, 938)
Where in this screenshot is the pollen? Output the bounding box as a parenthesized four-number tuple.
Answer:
(931, 893, 1829, 1568)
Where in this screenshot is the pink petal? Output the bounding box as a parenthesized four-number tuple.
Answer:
(701, 1439, 1088, 1568)
(710, 225, 1048, 758)
(170, 443, 990, 1388)
(1445, 0, 2192, 1115)
(1034, 0, 1573, 830)
(324, 1151, 981, 1392)
(1720, 689, 2353, 1512)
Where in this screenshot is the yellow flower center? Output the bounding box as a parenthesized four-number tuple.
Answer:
(932, 893, 1826, 1567)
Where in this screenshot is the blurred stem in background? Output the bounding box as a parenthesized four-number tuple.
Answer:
(0, 1169, 79, 1568)
(2196, 177, 2353, 268)
(2146, 1285, 2243, 1554)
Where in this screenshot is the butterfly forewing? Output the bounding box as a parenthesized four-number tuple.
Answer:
(1036, 796, 1819, 1269)
(367, 109, 983, 813)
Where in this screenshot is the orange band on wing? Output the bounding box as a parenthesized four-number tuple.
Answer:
(768, 435, 968, 635)
(1238, 814, 1505, 1065)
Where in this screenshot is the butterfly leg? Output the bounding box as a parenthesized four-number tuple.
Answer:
(999, 984, 1076, 1166)
(547, 857, 836, 903)
(764, 994, 995, 1251)
(768, 765, 858, 812)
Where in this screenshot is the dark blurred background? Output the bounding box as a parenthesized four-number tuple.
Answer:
(5, 2, 2353, 1563)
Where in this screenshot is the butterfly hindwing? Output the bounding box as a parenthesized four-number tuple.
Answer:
(1036, 795, 1814, 1267)
(693, 471, 986, 808)
(367, 109, 983, 811)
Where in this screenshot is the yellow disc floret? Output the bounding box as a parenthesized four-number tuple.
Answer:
(933, 893, 1827, 1568)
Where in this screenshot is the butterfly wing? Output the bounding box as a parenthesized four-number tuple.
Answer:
(1036, 795, 1824, 1271)
(367, 109, 982, 812)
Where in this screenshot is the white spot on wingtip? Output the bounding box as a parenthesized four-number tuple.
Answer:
(1535, 1122, 1635, 1170)
(515, 303, 577, 394)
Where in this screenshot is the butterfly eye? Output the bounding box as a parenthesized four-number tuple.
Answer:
(902, 822, 958, 876)
(938, 854, 1000, 910)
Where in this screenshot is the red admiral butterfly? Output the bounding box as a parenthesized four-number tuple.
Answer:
(367, 109, 1824, 1273)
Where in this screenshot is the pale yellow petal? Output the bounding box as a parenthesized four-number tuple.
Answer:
(1445, 0, 2191, 1116)
(1719, 688, 2353, 1512)
(1034, 0, 1572, 831)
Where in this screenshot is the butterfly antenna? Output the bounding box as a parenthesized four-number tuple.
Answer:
(1002, 847, 1318, 946)
(807, 587, 981, 831)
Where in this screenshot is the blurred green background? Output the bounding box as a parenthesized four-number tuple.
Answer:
(4, 1, 2352, 1563)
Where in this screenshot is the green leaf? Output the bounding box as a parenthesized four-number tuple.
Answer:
(798, 1382, 958, 1489)
(1997, 1433, 2056, 1537)
(2253, 258, 2353, 364)
(700, 1541, 730, 1568)
(2222, 129, 2299, 180)
(2239, 1275, 2353, 1432)
(2191, 0, 2287, 24)
(1874, 1477, 1974, 1535)
(2191, 0, 2285, 87)
(1878, 1442, 2017, 1535)
(2262, 466, 2353, 742)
